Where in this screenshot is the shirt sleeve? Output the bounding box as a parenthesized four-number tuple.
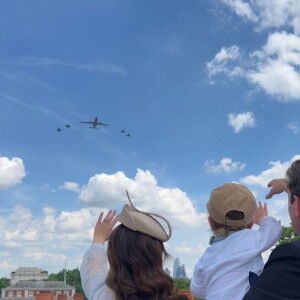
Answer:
(190, 262, 206, 299)
(255, 216, 282, 252)
(80, 243, 114, 300)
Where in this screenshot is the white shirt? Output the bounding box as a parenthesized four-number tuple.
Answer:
(80, 243, 115, 300)
(190, 216, 282, 300)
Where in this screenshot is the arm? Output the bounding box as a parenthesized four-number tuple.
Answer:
(80, 210, 118, 300)
(265, 179, 288, 199)
(253, 201, 282, 251)
(190, 264, 206, 299)
(256, 216, 282, 251)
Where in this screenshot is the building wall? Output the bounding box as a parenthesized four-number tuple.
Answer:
(2, 289, 74, 299)
(11, 268, 48, 284)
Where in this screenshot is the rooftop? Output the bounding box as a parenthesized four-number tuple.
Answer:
(3, 281, 74, 290)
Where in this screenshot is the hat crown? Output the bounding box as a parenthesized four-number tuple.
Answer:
(116, 191, 172, 242)
(207, 183, 257, 227)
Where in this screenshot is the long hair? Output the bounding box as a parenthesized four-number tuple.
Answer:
(106, 224, 186, 300)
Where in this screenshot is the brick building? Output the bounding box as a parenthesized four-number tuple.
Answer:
(1, 281, 75, 300)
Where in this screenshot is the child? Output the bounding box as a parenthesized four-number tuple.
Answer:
(190, 183, 282, 300)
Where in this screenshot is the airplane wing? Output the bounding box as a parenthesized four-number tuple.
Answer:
(79, 121, 93, 124)
(98, 122, 110, 126)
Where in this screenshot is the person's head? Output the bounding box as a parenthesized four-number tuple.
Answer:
(207, 183, 257, 236)
(106, 224, 178, 300)
(286, 159, 300, 235)
(105, 192, 185, 300)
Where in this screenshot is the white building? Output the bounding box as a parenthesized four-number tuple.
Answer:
(10, 268, 48, 284)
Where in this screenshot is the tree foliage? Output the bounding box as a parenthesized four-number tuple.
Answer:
(174, 278, 191, 290)
(47, 268, 83, 295)
(0, 277, 10, 291)
(277, 224, 300, 246)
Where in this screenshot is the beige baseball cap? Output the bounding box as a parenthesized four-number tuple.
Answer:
(116, 191, 172, 242)
(207, 183, 257, 227)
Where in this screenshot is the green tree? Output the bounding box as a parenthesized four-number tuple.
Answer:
(48, 268, 83, 295)
(278, 224, 300, 246)
(0, 277, 10, 292)
(174, 278, 191, 290)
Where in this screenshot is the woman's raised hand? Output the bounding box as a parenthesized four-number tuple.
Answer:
(93, 210, 118, 243)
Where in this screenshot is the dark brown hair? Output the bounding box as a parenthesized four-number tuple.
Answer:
(286, 159, 300, 204)
(106, 224, 185, 300)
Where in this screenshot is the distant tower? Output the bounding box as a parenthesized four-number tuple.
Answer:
(173, 258, 187, 279)
(173, 258, 180, 278)
(177, 264, 187, 278)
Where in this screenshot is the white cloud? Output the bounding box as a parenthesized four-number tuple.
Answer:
(211, 2, 300, 100)
(227, 112, 255, 133)
(240, 154, 300, 187)
(174, 243, 206, 256)
(247, 31, 300, 100)
(204, 157, 246, 173)
(0, 259, 17, 273)
(79, 169, 205, 226)
(59, 182, 80, 193)
(0, 205, 105, 276)
(206, 46, 243, 81)
(22, 252, 66, 262)
(221, 0, 300, 34)
(0, 156, 26, 189)
(221, 0, 258, 22)
(287, 121, 300, 134)
(0, 206, 99, 248)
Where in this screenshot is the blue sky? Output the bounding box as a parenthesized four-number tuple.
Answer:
(1, 0, 300, 278)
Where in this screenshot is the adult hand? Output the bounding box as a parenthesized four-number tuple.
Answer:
(265, 179, 288, 199)
(255, 201, 268, 225)
(93, 210, 118, 244)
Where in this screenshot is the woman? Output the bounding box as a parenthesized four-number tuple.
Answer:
(80, 193, 188, 300)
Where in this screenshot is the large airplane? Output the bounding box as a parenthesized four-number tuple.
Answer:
(79, 117, 110, 129)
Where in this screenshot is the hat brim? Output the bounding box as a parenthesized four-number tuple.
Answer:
(116, 192, 172, 242)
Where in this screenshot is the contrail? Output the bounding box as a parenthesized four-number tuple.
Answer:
(0, 93, 71, 125)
